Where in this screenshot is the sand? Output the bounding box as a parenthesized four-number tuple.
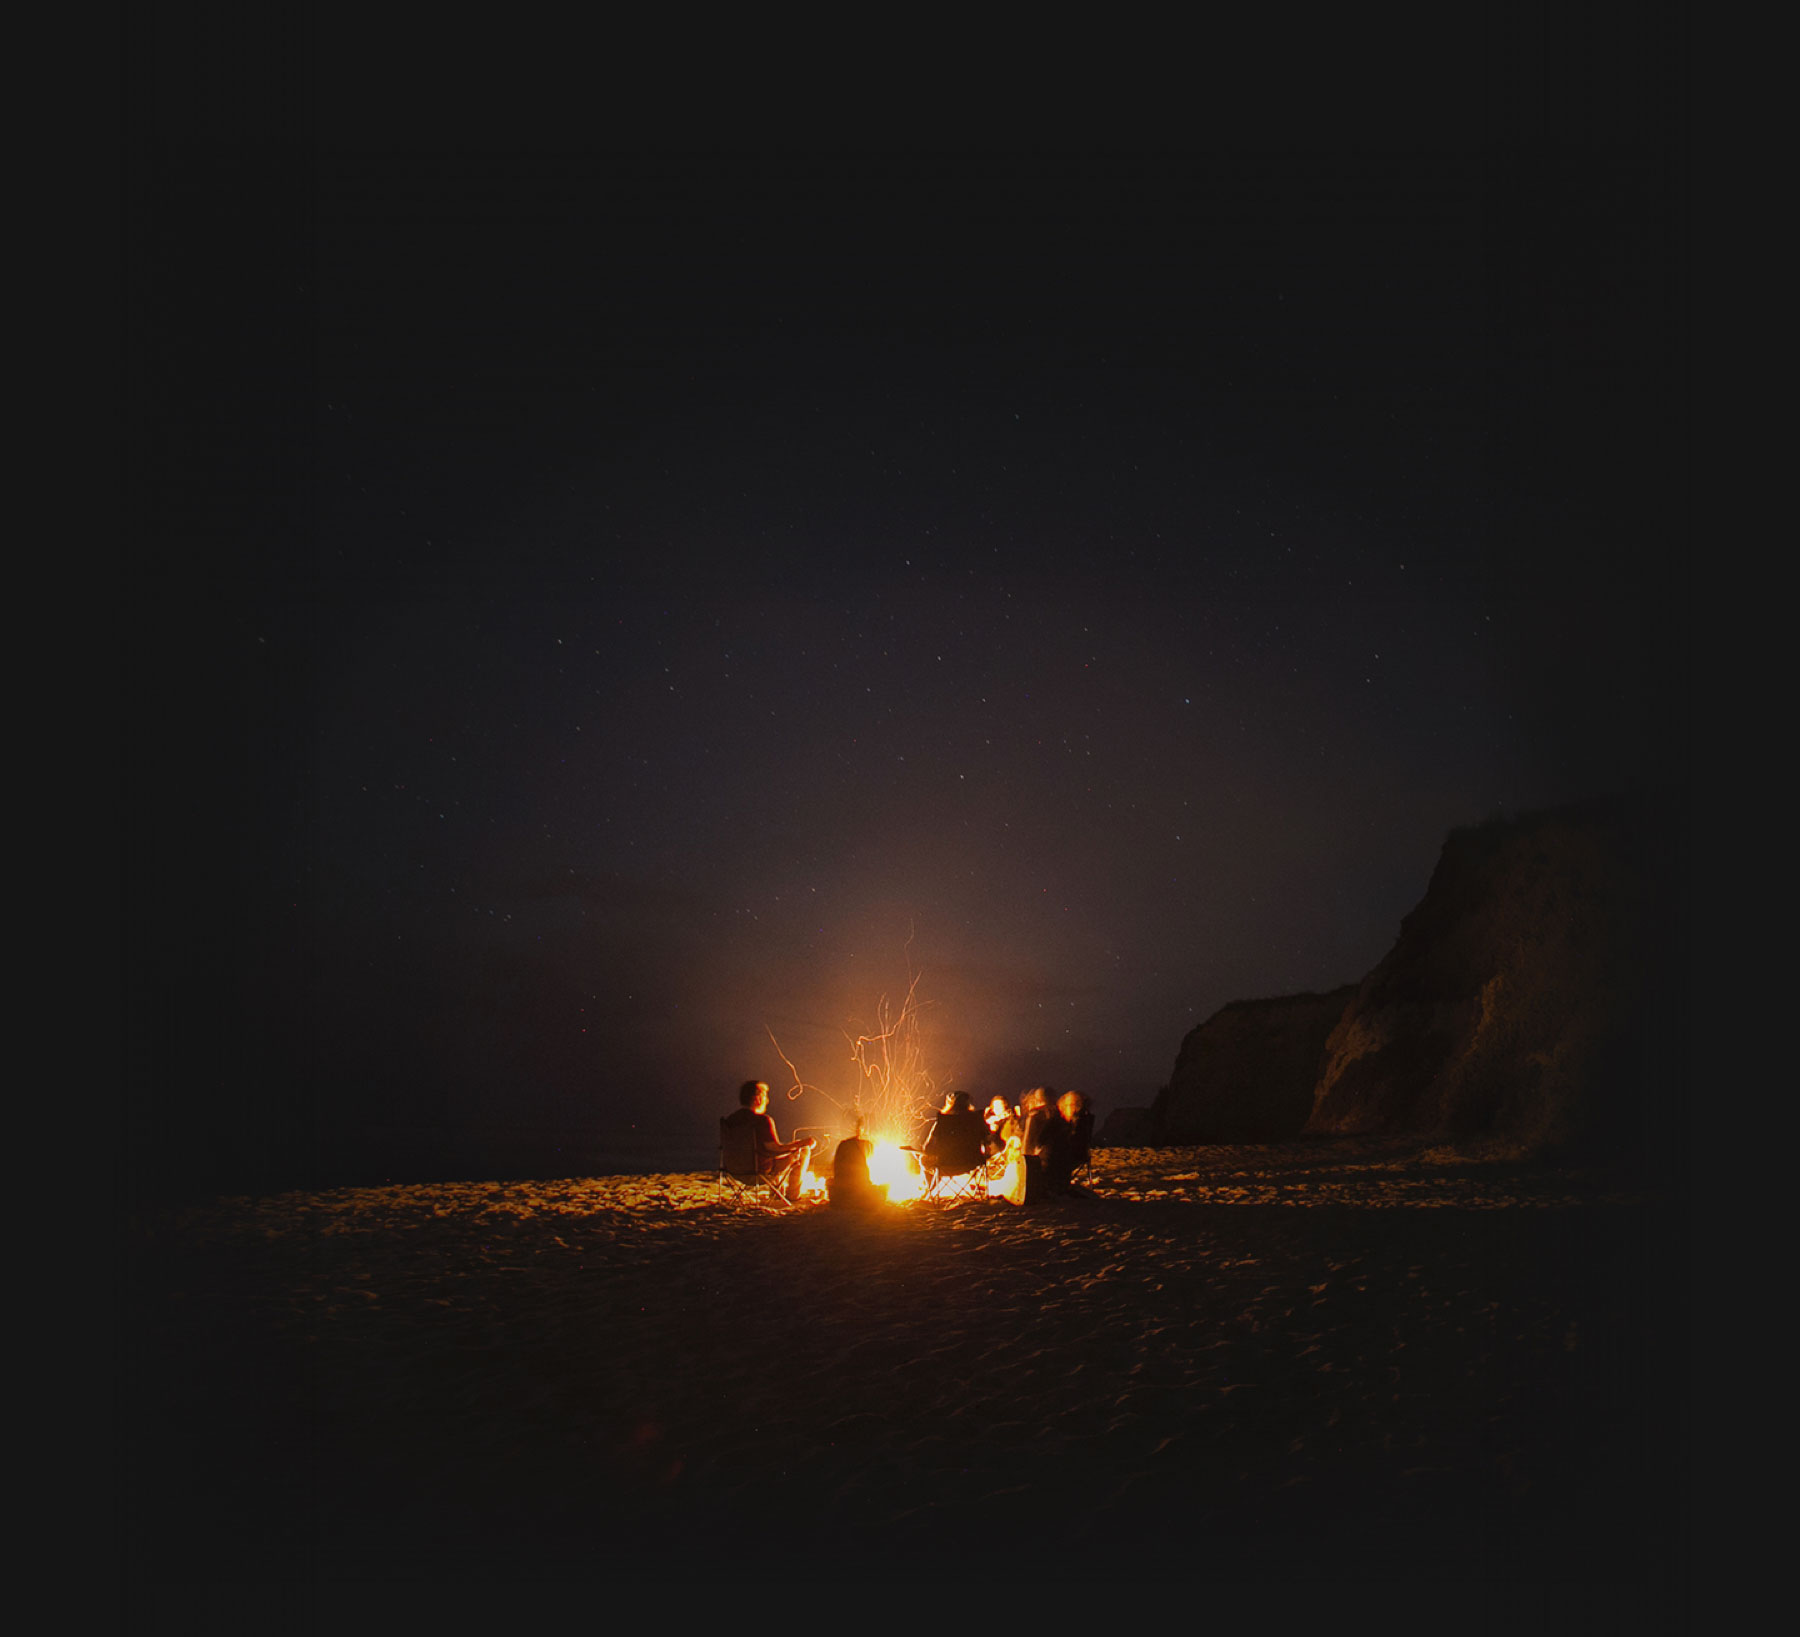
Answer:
(121, 1140, 1686, 1623)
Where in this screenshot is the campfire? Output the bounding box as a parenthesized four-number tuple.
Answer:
(862, 1136, 1020, 1204)
(865, 1141, 927, 1204)
(769, 959, 1011, 1206)
(797, 1155, 829, 1201)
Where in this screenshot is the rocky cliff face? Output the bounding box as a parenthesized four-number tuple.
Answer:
(1305, 796, 1683, 1159)
(1152, 987, 1357, 1143)
(1131, 795, 1686, 1161)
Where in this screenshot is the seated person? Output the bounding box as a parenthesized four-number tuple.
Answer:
(1058, 1090, 1094, 1174)
(1051, 1094, 1094, 1195)
(983, 1094, 1019, 1164)
(920, 1091, 988, 1188)
(1020, 1085, 1073, 1198)
(828, 1120, 889, 1210)
(721, 1079, 815, 1203)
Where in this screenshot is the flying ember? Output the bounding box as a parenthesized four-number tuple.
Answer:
(769, 964, 947, 1206)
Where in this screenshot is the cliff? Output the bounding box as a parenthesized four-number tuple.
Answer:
(1305, 795, 1684, 1159)
(1151, 987, 1357, 1143)
(1128, 794, 1686, 1162)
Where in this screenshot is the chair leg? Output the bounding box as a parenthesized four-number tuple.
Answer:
(925, 1167, 984, 1202)
(720, 1171, 787, 1213)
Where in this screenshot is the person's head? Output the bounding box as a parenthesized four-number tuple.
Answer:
(946, 1090, 973, 1114)
(987, 1095, 1010, 1123)
(1058, 1090, 1087, 1123)
(1020, 1086, 1049, 1115)
(739, 1079, 770, 1112)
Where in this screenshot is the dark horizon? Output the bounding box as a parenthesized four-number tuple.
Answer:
(123, 24, 1689, 1197)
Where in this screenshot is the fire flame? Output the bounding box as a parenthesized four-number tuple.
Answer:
(765, 950, 975, 1208)
(866, 1140, 927, 1204)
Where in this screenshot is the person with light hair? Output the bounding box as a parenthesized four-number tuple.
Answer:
(1057, 1090, 1095, 1190)
(1019, 1086, 1071, 1202)
(983, 1094, 1023, 1200)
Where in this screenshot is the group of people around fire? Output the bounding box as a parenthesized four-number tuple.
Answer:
(721, 1078, 1094, 1210)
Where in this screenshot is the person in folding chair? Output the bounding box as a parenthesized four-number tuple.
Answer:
(920, 1091, 989, 1200)
(721, 1080, 816, 1204)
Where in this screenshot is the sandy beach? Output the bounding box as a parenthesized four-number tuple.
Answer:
(121, 1140, 1686, 1624)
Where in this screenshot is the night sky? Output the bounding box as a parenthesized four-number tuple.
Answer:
(124, 15, 1689, 1190)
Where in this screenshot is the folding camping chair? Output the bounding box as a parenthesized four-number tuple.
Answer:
(717, 1116, 792, 1212)
(919, 1116, 992, 1202)
(924, 1158, 989, 1202)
